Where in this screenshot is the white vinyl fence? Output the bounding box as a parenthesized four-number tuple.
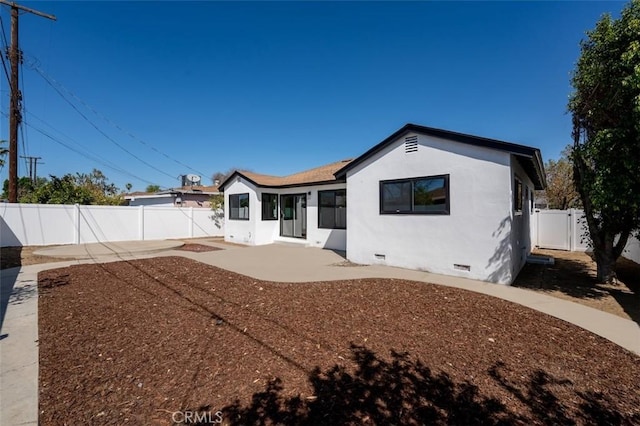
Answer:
(532, 208, 640, 264)
(0, 203, 224, 247)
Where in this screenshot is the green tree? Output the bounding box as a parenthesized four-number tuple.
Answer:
(14, 169, 123, 205)
(538, 147, 581, 210)
(568, 0, 640, 282)
(125, 183, 132, 192)
(1, 176, 43, 200)
(146, 184, 161, 193)
(75, 169, 122, 205)
(22, 174, 95, 205)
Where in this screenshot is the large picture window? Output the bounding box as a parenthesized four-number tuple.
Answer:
(229, 193, 249, 220)
(262, 193, 278, 220)
(380, 175, 449, 215)
(319, 189, 347, 229)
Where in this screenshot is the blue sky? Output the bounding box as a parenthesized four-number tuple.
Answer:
(0, 1, 626, 191)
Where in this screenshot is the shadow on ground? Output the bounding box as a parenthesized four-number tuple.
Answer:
(178, 345, 635, 426)
(609, 257, 640, 325)
(514, 250, 640, 325)
(0, 246, 23, 270)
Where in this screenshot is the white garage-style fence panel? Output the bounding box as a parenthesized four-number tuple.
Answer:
(0, 203, 224, 247)
(532, 208, 639, 264)
(532, 209, 590, 252)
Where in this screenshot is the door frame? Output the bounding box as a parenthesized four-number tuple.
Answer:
(279, 193, 307, 239)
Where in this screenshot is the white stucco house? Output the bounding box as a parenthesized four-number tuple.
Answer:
(219, 123, 546, 284)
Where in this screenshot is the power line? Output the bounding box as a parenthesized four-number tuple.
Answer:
(24, 108, 132, 174)
(30, 65, 180, 181)
(28, 61, 209, 178)
(0, 109, 166, 188)
(0, 17, 9, 84)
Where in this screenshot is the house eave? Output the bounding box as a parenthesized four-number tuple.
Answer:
(334, 123, 546, 189)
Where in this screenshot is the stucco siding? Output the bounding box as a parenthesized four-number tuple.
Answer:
(224, 178, 259, 245)
(346, 132, 515, 284)
(510, 155, 535, 279)
(224, 178, 347, 250)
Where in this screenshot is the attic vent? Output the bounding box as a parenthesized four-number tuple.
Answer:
(404, 135, 418, 153)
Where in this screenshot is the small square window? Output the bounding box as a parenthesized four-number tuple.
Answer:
(229, 193, 249, 220)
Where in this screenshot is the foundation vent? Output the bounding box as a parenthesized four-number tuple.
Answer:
(374, 253, 386, 260)
(404, 135, 418, 153)
(453, 264, 471, 272)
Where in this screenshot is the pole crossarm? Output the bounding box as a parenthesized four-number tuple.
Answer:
(0, 0, 56, 21)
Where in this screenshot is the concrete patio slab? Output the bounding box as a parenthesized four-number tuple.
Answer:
(33, 240, 184, 259)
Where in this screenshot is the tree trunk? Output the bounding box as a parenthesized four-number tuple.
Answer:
(594, 248, 617, 283)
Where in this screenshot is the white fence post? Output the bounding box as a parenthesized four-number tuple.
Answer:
(139, 205, 145, 241)
(74, 204, 81, 245)
(189, 207, 194, 238)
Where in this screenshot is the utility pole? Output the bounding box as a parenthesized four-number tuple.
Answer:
(20, 155, 42, 183)
(1, 0, 55, 202)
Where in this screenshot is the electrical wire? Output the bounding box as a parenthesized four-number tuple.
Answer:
(25, 108, 134, 178)
(0, 109, 167, 188)
(0, 16, 9, 83)
(29, 65, 180, 181)
(27, 61, 210, 178)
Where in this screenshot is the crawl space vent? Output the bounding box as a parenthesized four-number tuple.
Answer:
(404, 135, 418, 153)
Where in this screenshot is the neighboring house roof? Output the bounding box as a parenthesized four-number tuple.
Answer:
(124, 185, 220, 200)
(171, 185, 220, 195)
(334, 123, 547, 190)
(220, 159, 353, 190)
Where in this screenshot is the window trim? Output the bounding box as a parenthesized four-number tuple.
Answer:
(261, 193, 278, 221)
(229, 193, 250, 221)
(379, 174, 450, 215)
(514, 177, 523, 215)
(318, 189, 347, 230)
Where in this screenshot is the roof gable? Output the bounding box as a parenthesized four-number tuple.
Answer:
(334, 123, 546, 189)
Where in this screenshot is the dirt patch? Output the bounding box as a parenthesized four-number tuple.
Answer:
(175, 244, 222, 253)
(1, 246, 67, 270)
(39, 257, 640, 425)
(514, 249, 640, 323)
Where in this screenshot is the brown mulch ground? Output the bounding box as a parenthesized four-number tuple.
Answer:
(175, 244, 222, 253)
(38, 257, 640, 425)
(514, 249, 640, 323)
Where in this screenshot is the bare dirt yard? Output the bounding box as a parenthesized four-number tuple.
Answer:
(39, 257, 640, 425)
(0, 246, 67, 270)
(514, 249, 640, 323)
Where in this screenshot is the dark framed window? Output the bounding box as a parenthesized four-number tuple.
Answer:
(514, 178, 523, 214)
(318, 189, 347, 229)
(380, 175, 449, 215)
(262, 193, 278, 220)
(229, 193, 249, 220)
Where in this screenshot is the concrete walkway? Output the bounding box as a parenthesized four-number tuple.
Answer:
(2, 240, 639, 425)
